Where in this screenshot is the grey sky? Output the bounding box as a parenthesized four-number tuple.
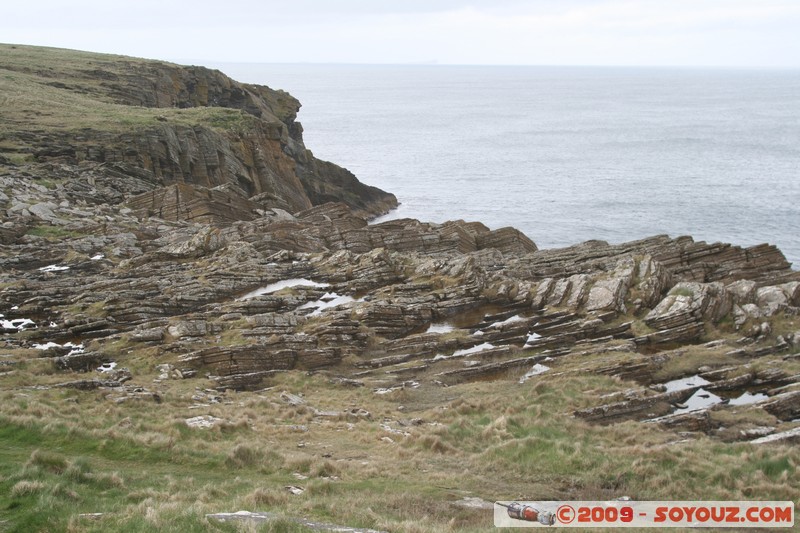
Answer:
(2, 0, 799, 67)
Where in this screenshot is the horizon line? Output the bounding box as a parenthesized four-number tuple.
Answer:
(5, 43, 797, 71)
(192, 59, 800, 71)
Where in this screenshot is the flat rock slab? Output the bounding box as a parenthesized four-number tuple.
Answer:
(750, 426, 800, 445)
(452, 496, 494, 510)
(207, 511, 387, 532)
(185, 415, 224, 429)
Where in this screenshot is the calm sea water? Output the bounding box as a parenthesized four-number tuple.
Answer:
(213, 63, 800, 266)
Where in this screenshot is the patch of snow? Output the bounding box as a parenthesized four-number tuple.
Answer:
(49, 321, 58, 328)
(488, 315, 524, 328)
(523, 332, 542, 347)
(67, 345, 85, 355)
(32, 341, 84, 355)
(452, 343, 496, 357)
(426, 323, 454, 334)
(433, 343, 499, 362)
(519, 363, 550, 383)
(11, 306, 19, 310)
(38, 264, 70, 272)
(472, 330, 484, 336)
(299, 292, 360, 316)
(90, 253, 105, 261)
(32, 342, 61, 350)
(237, 278, 330, 300)
(2, 318, 36, 331)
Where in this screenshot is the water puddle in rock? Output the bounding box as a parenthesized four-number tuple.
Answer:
(411, 305, 531, 337)
(674, 388, 723, 412)
(663, 375, 710, 393)
(237, 279, 330, 300)
(663, 375, 771, 413)
(728, 391, 769, 405)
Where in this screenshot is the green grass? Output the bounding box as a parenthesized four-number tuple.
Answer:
(1, 365, 798, 532)
(1, 152, 34, 165)
(0, 65, 260, 135)
(25, 225, 82, 240)
(0, 43, 267, 145)
(1, 305, 799, 533)
(0, 417, 256, 532)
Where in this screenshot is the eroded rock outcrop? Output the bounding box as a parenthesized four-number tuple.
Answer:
(1, 45, 798, 444)
(3, 185, 797, 396)
(0, 44, 396, 220)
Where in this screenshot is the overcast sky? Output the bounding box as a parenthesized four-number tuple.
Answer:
(3, 0, 799, 67)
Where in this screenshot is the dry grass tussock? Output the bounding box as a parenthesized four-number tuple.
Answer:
(11, 480, 47, 497)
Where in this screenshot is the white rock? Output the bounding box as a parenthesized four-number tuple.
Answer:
(750, 427, 800, 444)
(38, 264, 70, 272)
(185, 415, 224, 429)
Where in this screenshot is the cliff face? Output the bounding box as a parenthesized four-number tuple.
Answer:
(0, 44, 396, 218)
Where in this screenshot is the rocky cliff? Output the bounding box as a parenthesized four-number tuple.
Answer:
(0, 44, 396, 218)
(2, 45, 799, 451)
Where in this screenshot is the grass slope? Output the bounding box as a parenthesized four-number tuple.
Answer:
(1, 353, 797, 532)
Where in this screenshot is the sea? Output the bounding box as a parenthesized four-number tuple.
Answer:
(211, 63, 800, 267)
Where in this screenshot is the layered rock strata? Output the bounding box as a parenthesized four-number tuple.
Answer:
(2, 45, 799, 446)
